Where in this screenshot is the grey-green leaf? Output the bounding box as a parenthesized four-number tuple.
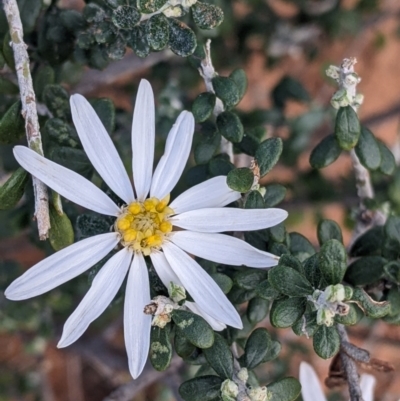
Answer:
(0, 168, 28, 210)
(255, 137, 283, 177)
(264, 184, 286, 207)
(203, 333, 233, 379)
(192, 2, 224, 30)
(49, 204, 74, 251)
(345, 256, 386, 286)
(168, 19, 197, 57)
(355, 126, 381, 170)
(270, 297, 306, 328)
(309, 134, 342, 169)
(313, 325, 340, 359)
(150, 324, 172, 371)
(318, 239, 347, 285)
(179, 376, 223, 401)
(269, 266, 314, 297)
(244, 328, 271, 369)
(212, 76, 240, 108)
(216, 111, 244, 143)
(192, 92, 216, 123)
(146, 13, 169, 51)
(0, 101, 25, 144)
(378, 139, 396, 175)
(227, 167, 253, 192)
(112, 5, 141, 29)
(267, 377, 301, 401)
(317, 219, 343, 245)
(334, 106, 361, 150)
(230, 69, 248, 100)
(172, 309, 214, 349)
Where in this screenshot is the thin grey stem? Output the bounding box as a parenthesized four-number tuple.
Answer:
(337, 324, 364, 401)
(3, 0, 50, 239)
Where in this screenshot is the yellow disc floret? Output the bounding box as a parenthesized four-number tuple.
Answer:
(115, 195, 174, 256)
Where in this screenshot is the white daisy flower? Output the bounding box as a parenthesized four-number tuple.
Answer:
(5, 79, 287, 379)
(299, 362, 375, 401)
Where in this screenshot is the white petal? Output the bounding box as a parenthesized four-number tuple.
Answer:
(185, 301, 226, 331)
(150, 251, 181, 288)
(299, 362, 326, 401)
(70, 94, 134, 204)
(150, 111, 195, 199)
(170, 231, 279, 267)
(170, 176, 241, 214)
(124, 253, 152, 379)
(171, 207, 288, 232)
(162, 242, 242, 329)
(5, 233, 119, 300)
(359, 374, 376, 401)
(58, 248, 132, 348)
(13, 146, 120, 216)
(131, 80, 155, 200)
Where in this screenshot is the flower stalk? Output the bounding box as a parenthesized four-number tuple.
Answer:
(3, 0, 50, 239)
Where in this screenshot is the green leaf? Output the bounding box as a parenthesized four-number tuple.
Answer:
(318, 239, 347, 285)
(278, 254, 303, 274)
(138, 0, 167, 13)
(309, 134, 342, 169)
(317, 219, 343, 245)
(384, 216, 400, 259)
(59, 10, 85, 32)
(18, 0, 42, 34)
(355, 126, 381, 170)
(75, 214, 113, 240)
(229, 69, 248, 100)
(3, 32, 15, 71)
(0, 101, 25, 144)
(33, 65, 55, 101)
(210, 273, 233, 294)
(174, 327, 196, 358)
(255, 280, 280, 300)
(264, 184, 286, 207)
(212, 76, 240, 108)
(208, 156, 234, 176)
(267, 377, 301, 401)
(128, 24, 150, 58)
(48, 204, 74, 251)
(261, 340, 281, 363)
(90, 98, 116, 134)
(386, 286, 400, 317)
(194, 131, 221, 165)
(216, 111, 244, 143)
(244, 328, 271, 369)
(303, 254, 325, 289)
(44, 118, 80, 148)
(350, 226, 384, 257)
(345, 256, 386, 286)
(269, 266, 313, 297)
(112, 5, 140, 29)
(0, 76, 19, 95)
(226, 167, 253, 192)
(0, 168, 28, 210)
(247, 297, 269, 324)
(192, 2, 224, 30)
(172, 309, 214, 349)
(292, 310, 319, 337)
(289, 232, 315, 262)
(245, 190, 265, 209)
(351, 287, 390, 318)
(255, 138, 283, 177)
(192, 92, 216, 123)
(146, 13, 169, 51)
(150, 324, 172, 371)
(43, 85, 70, 119)
(49, 147, 93, 179)
(270, 297, 306, 328)
(334, 106, 361, 150)
(313, 325, 340, 359)
(203, 333, 233, 379)
(272, 76, 310, 109)
(384, 261, 400, 285)
(179, 376, 223, 401)
(168, 19, 197, 57)
(377, 139, 395, 175)
(234, 270, 268, 290)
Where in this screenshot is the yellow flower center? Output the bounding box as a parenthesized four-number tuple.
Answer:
(115, 194, 174, 256)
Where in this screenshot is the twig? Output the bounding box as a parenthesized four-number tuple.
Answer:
(3, 0, 50, 240)
(328, 58, 385, 243)
(337, 324, 364, 401)
(198, 39, 234, 163)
